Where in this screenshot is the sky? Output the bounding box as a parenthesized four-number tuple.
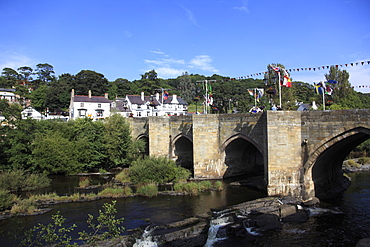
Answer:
(1, 0, 370, 93)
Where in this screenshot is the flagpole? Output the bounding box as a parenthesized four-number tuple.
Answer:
(254, 88, 257, 107)
(278, 71, 282, 108)
(322, 83, 325, 110)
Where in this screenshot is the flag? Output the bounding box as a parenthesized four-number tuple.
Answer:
(314, 82, 325, 95)
(327, 80, 338, 84)
(248, 89, 254, 97)
(256, 89, 264, 102)
(281, 69, 292, 87)
(163, 91, 169, 100)
(325, 84, 333, 95)
(270, 65, 280, 73)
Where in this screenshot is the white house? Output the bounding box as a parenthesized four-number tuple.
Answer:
(112, 92, 188, 118)
(69, 89, 112, 121)
(21, 106, 43, 120)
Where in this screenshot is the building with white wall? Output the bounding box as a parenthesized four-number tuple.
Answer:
(69, 89, 112, 121)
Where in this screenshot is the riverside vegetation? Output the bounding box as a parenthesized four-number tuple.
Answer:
(0, 157, 224, 246)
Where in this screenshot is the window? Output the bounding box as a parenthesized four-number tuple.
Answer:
(96, 109, 104, 117)
(98, 103, 101, 108)
(80, 103, 84, 107)
(78, 109, 87, 117)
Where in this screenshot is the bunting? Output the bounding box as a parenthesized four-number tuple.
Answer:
(232, 60, 370, 80)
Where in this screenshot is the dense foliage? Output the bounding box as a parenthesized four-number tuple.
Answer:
(1, 63, 369, 114)
(0, 115, 143, 175)
(128, 157, 191, 185)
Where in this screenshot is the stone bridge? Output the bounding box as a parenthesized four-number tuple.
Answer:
(127, 109, 370, 201)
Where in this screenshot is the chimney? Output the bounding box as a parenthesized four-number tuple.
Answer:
(71, 89, 75, 98)
(156, 92, 159, 101)
(104, 93, 108, 99)
(141, 92, 145, 101)
(88, 90, 92, 98)
(171, 94, 179, 104)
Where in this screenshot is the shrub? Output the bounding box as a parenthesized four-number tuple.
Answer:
(115, 169, 131, 184)
(79, 176, 91, 188)
(0, 170, 51, 191)
(344, 159, 357, 167)
(198, 180, 212, 191)
(11, 198, 37, 214)
(129, 157, 190, 185)
(98, 187, 133, 197)
(183, 182, 199, 195)
(358, 157, 370, 165)
(136, 184, 158, 197)
(174, 183, 185, 192)
(213, 181, 223, 191)
(0, 189, 16, 211)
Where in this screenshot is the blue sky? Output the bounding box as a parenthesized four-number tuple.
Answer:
(1, 0, 370, 93)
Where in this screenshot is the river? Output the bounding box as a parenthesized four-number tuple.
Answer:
(0, 172, 369, 246)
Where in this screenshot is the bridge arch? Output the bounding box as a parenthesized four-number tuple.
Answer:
(220, 134, 264, 180)
(171, 134, 194, 176)
(136, 134, 149, 156)
(303, 127, 370, 201)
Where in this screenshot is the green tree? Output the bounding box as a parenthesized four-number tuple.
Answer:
(325, 66, 362, 109)
(73, 70, 108, 96)
(17, 66, 33, 84)
(34, 63, 55, 83)
(30, 85, 48, 112)
(45, 74, 73, 111)
(1, 68, 19, 88)
(177, 71, 195, 103)
(103, 114, 142, 168)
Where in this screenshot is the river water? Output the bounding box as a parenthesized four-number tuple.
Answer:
(0, 172, 369, 246)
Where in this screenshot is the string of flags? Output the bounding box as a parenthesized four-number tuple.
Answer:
(234, 60, 370, 80)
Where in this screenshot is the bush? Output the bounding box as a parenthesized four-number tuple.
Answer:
(136, 184, 158, 197)
(174, 183, 185, 192)
(79, 176, 91, 188)
(198, 180, 212, 191)
(0, 189, 16, 211)
(11, 198, 37, 214)
(0, 170, 51, 191)
(183, 182, 199, 195)
(115, 169, 131, 184)
(358, 157, 370, 165)
(213, 181, 223, 191)
(98, 187, 133, 197)
(129, 157, 190, 185)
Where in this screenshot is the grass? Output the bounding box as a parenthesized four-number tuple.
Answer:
(136, 184, 158, 197)
(98, 187, 133, 197)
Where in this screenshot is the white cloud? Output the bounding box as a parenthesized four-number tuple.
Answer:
(233, 0, 250, 13)
(189, 55, 219, 73)
(0, 51, 35, 70)
(180, 5, 198, 27)
(155, 67, 184, 78)
(144, 52, 219, 78)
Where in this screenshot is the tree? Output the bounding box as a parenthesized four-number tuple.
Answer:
(73, 70, 109, 96)
(30, 85, 48, 112)
(325, 66, 362, 109)
(17, 66, 33, 84)
(177, 72, 195, 103)
(103, 114, 142, 168)
(1, 68, 19, 88)
(45, 74, 73, 111)
(35, 63, 55, 83)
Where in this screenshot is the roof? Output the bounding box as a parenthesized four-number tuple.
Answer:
(0, 88, 16, 92)
(113, 98, 131, 112)
(73, 95, 111, 103)
(126, 95, 187, 105)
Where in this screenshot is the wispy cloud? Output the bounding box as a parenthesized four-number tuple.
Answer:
(189, 55, 219, 73)
(180, 5, 199, 27)
(0, 51, 35, 70)
(233, 0, 250, 13)
(144, 52, 218, 78)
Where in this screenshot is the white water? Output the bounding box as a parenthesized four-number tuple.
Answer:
(133, 227, 158, 247)
(204, 216, 232, 247)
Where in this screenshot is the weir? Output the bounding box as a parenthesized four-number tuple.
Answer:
(127, 109, 370, 201)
